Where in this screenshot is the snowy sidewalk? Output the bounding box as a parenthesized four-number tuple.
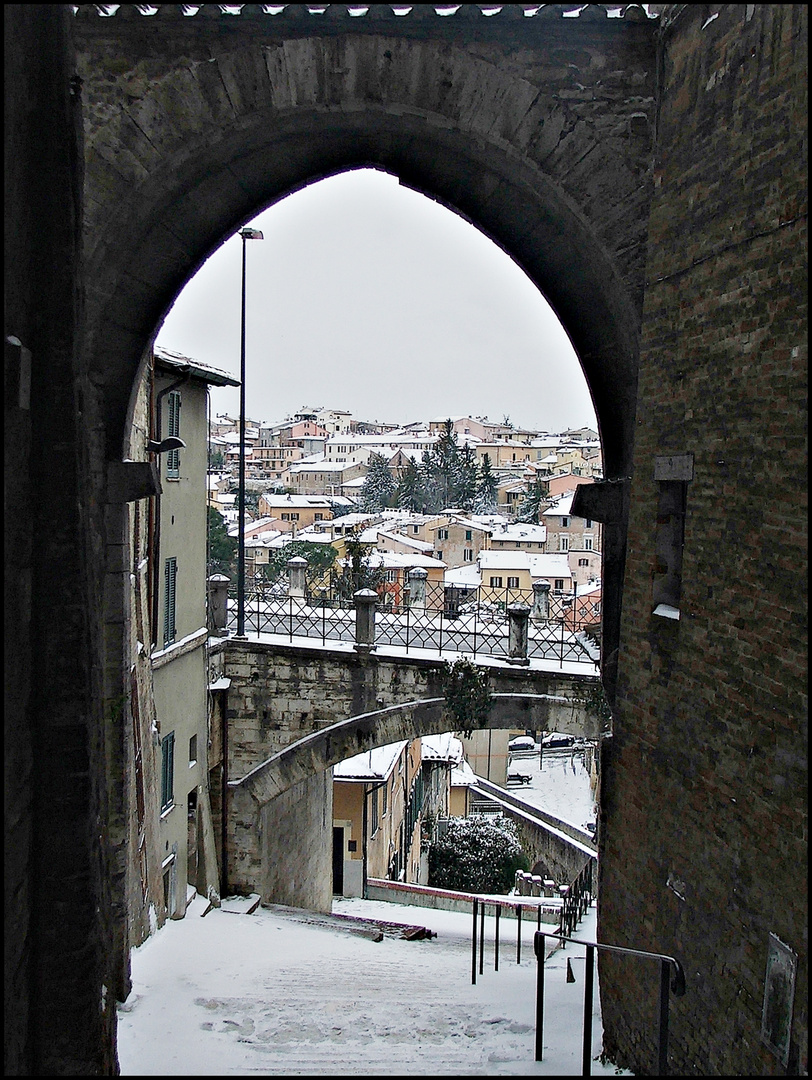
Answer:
(117, 893, 629, 1076)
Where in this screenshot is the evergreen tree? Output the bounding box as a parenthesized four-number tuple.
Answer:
(454, 443, 479, 512)
(516, 478, 549, 524)
(207, 505, 237, 578)
(474, 453, 499, 514)
(431, 418, 460, 509)
(359, 452, 395, 512)
(394, 456, 423, 512)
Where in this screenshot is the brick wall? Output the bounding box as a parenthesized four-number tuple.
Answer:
(599, 6, 807, 1075)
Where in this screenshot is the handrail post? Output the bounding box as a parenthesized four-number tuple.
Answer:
(479, 901, 485, 975)
(516, 905, 522, 964)
(534, 931, 546, 1061)
(495, 905, 500, 971)
(658, 958, 671, 1075)
(471, 898, 478, 984)
(582, 944, 595, 1076)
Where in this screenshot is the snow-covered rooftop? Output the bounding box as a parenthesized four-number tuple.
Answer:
(333, 740, 409, 781)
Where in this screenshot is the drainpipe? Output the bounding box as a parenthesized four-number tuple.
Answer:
(150, 365, 191, 649)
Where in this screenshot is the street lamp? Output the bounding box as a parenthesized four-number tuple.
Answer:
(236, 225, 264, 638)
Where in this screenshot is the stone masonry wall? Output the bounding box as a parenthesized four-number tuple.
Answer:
(600, 6, 807, 1076)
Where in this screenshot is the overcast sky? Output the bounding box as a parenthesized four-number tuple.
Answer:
(156, 167, 597, 433)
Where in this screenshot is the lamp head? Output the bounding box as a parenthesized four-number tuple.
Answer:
(147, 436, 186, 455)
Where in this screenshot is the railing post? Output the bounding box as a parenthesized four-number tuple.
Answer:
(516, 905, 522, 964)
(287, 555, 308, 599)
(531, 580, 551, 624)
(534, 931, 546, 1061)
(407, 566, 427, 610)
(495, 905, 500, 971)
(207, 573, 230, 636)
(472, 898, 478, 984)
(582, 944, 595, 1076)
(479, 901, 485, 975)
(353, 588, 378, 653)
(507, 603, 530, 665)
(658, 959, 671, 1075)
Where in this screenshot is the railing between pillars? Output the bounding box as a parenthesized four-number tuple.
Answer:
(226, 578, 600, 668)
(533, 932, 686, 1076)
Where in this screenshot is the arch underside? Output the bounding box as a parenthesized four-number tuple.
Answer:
(233, 691, 604, 807)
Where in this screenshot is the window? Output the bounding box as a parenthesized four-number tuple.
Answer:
(465, 530, 472, 541)
(189, 733, 197, 766)
(560, 536, 569, 552)
(554, 579, 565, 591)
(382, 779, 388, 816)
(165, 391, 181, 478)
(489, 576, 503, 588)
(438, 528, 449, 540)
(507, 576, 520, 589)
(412, 525, 419, 534)
(463, 549, 473, 562)
(370, 786, 379, 836)
(579, 558, 590, 567)
(585, 518, 593, 528)
(584, 537, 593, 551)
(160, 730, 175, 812)
(315, 513, 323, 522)
(561, 516, 569, 528)
(163, 557, 177, 646)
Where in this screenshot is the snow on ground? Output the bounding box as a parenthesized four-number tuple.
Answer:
(118, 894, 630, 1076)
(502, 742, 598, 831)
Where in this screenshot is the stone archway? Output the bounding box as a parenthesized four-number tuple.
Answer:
(75, 16, 655, 706)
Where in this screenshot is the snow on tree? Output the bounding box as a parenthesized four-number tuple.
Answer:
(453, 443, 479, 511)
(474, 452, 499, 514)
(428, 815, 529, 894)
(516, 478, 548, 524)
(359, 452, 395, 511)
(394, 456, 423, 512)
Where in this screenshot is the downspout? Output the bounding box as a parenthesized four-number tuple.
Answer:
(150, 365, 191, 650)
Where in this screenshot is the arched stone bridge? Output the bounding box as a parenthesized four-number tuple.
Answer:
(214, 636, 603, 907)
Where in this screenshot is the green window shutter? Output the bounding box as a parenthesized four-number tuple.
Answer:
(163, 557, 177, 646)
(161, 730, 175, 812)
(166, 391, 181, 478)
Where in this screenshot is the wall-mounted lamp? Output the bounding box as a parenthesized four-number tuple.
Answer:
(147, 436, 187, 455)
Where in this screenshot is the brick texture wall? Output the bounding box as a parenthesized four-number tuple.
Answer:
(599, 6, 807, 1075)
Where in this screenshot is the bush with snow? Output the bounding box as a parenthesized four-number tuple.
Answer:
(428, 815, 529, 894)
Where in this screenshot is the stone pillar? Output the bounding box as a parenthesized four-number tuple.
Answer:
(207, 574, 230, 635)
(531, 580, 551, 624)
(507, 604, 530, 665)
(407, 566, 428, 610)
(353, 589, 378, 652)
(287, 556, 308, 600)
(531, 874, 543, 897)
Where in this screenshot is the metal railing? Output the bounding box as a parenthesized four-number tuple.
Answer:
(533, 930, 686, 1075)
(225, 572, 600, 668)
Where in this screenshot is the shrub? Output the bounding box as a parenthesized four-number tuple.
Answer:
(428, 815, 529, 894)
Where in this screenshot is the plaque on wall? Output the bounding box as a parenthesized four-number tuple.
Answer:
(760, 932, 797, 1067)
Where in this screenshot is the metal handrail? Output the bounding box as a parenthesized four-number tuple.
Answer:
(533, 930, 686, 1076)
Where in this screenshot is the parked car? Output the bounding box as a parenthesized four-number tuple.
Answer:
(508, 735, 536, 751)
(541, 732, 576, 749)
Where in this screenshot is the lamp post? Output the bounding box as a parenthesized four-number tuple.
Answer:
(236, 226, 264, 637)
